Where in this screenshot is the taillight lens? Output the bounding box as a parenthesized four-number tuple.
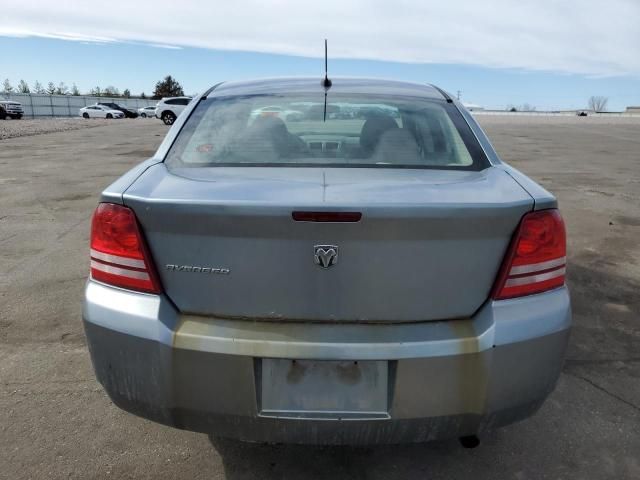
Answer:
(492, 209, 566, 300)
(89, 203, 162, 294)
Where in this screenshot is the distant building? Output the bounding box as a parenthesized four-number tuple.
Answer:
(625, 106, 640, 113)
(462, 103, 484, 112)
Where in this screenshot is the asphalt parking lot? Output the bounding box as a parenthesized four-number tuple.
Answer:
(1, 116, 639, 479)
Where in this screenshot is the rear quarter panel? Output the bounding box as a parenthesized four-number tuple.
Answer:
(456, 103, 557, 210)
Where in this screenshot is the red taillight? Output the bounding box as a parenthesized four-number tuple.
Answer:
(89, 203, 162, 294)
(492, 209, 566, 300)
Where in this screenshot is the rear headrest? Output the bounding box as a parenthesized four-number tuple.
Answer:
(250, 115, 289, 136)
(360, 115, 399, 154)
(234, 116, 289, 162)
(372, 129, 421, 165)
(244, 115, 292, 158)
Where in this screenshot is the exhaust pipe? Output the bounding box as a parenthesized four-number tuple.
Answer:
(459, 435, 480, 449)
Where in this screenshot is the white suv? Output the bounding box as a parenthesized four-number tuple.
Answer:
(155, 97, 192, 125)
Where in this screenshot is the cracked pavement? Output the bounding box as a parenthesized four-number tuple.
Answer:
(1, 117, 639, 479)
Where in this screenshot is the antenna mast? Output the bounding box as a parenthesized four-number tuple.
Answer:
(323, 39, 332, 88)
(322, 39, 331, 122)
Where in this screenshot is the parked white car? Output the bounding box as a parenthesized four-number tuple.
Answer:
(79, 104, 125, 119)
(155, 97, 192, 125)
(249, 105, 304, 123)
(138, 105, 157, 118)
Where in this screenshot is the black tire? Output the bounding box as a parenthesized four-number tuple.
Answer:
(11, 115, 22, 120)
(0, 110, 6, 120)
(82, 112, 89, 119)
(162, 111, 176, 125)
(106, 113, 113, 119)
(141, 112, 146, 118)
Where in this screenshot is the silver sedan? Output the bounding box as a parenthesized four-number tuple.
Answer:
(83, 77, 571, 446)
(137, 105, 157, 118)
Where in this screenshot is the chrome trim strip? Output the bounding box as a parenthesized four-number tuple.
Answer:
(505, 267, 565, 287)
(90, 260, 150, 280)
(509, 256, 566, 275)
(90, 249, 146, 268)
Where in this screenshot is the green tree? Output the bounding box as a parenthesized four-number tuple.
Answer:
(46, 82, 56, 94)
(90, 86, 102, 96)
(71, 83, 80, 96)
(55, 82, 69, 95)
(33, 81, 45, 94)
(152, 75, 184, 99)
(122, 88, 131, 98)
(18, 79, 30, 93)
(103, 86, 120, 97)
(2, 78, 13, 93)
(140, 92, 147, 99)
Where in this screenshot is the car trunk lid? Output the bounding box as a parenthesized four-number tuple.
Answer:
(123, 164, 533, 322)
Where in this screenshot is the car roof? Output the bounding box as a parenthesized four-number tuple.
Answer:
(207, 77, 446, 100)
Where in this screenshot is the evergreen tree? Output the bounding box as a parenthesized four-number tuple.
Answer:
(152, 75, 184, 99)
(18, 79, 30, 93)
(2, 79, 13, 93)
(33, 81, 45, 94)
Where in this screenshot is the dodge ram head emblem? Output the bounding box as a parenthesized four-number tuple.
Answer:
(314, 245, 338, 268)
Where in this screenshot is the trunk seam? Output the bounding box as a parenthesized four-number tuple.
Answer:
(502, 168, 536, 211)
(121, 161, 163, 204)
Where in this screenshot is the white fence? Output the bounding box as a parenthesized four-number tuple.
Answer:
(5, 93, 639, 119)
(1, 93, 158, 118)
(471, 110, 640, 117)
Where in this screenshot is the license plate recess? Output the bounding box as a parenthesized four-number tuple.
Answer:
(260, 359, 389, 420)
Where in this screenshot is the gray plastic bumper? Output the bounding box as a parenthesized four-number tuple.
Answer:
(83, 281, 571, 444)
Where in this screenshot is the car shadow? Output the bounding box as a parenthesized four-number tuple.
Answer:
(208, 434, 497, 480)
(564, 252, 640, 364)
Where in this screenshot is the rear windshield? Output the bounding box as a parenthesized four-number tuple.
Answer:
(165, 93, 488, 170)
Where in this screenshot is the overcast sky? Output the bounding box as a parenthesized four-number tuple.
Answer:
(1, 0, 639, 109)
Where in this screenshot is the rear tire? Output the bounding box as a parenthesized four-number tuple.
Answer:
(106, 113, 113, 119)
(12, 114, 22, 120)
(162, 111, 176, 125)
(82, 112, 89, 119)
(141, 112, 147, 118)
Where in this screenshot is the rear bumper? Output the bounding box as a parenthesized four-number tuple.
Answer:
(83, 281, 571, 444)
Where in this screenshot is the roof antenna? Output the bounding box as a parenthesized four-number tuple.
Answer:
(322, 39, 332, 88)
(322, 39, 331, 122)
